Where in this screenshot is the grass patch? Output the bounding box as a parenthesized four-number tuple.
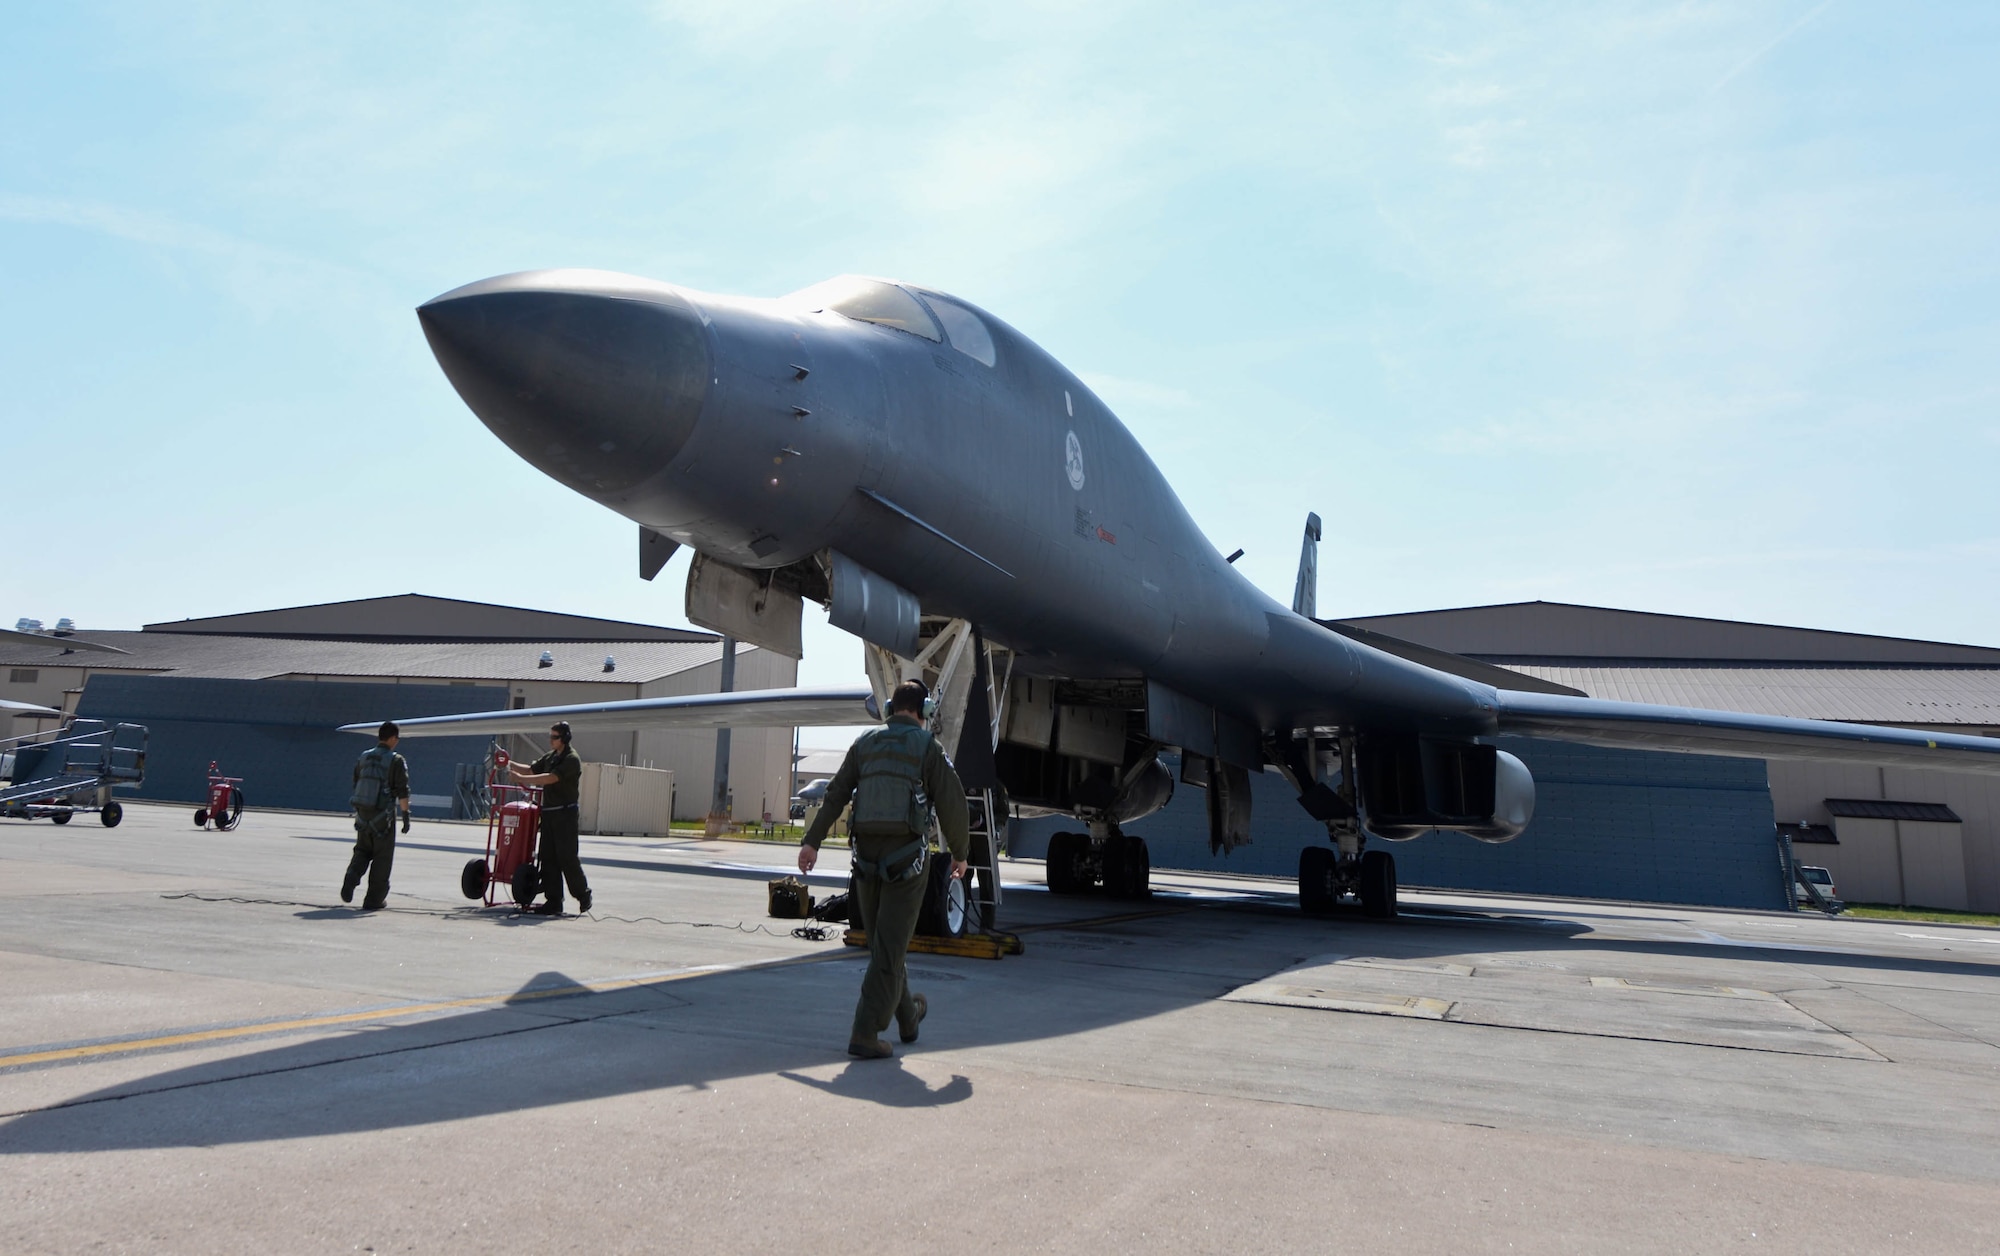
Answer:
(664, 823, 843, 847)
(1842, 903, 2000, 927)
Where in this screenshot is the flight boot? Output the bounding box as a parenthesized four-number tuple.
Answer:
(898, 993, 927, 1044)
(847, 1038, 894, 1060)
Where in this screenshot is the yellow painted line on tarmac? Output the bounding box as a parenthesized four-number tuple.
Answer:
(0, 952, 838, 1071)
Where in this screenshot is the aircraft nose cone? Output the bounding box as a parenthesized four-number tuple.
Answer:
(417, 271, 710, 498)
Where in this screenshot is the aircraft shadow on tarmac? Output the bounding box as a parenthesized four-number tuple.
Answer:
(3, 895, 1994, 1155)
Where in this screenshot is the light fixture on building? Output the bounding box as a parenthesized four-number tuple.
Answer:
(537, 650, 554, 668)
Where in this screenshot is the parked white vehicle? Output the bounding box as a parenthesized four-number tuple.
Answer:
(1795, 864, 1839, 908)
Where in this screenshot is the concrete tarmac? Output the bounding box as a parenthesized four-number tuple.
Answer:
(2, 801, 1998, 1253)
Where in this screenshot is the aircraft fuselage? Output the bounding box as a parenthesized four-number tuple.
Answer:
(418, 270, 1496, 743)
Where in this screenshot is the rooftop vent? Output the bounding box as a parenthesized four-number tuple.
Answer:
(52, 618, 75, 636)
(602, 655, 616, 673)
(537, 650, 554, 668)
(14, 618, 42, 634)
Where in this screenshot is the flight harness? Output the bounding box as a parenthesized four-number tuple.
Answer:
(850, 837, 928, 884)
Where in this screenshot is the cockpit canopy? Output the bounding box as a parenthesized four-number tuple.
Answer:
(786, 275, 997, 367)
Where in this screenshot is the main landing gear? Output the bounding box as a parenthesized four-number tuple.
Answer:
(1298, 829, 1398, 919)
(1044, 824, 1151, 899)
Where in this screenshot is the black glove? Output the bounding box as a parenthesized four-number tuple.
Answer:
(400, 812, 411, 834)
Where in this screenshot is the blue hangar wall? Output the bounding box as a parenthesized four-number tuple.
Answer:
(76, 675, 502, 815)
(1013, 737, 1787, 911)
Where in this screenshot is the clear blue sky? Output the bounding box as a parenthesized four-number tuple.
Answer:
(6, 3, 1998, 745)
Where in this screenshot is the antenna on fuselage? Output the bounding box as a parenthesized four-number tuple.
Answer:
(1292, 512, 1321, 619)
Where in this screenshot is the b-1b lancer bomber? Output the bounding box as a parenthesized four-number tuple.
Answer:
(365, 268, 2000, 925)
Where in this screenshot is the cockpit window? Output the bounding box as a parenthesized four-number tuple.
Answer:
(920, 293, 997, 367)
(786, 275, 939, 341)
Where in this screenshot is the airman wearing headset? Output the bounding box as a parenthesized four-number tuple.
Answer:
(800, 678, 969, 1058)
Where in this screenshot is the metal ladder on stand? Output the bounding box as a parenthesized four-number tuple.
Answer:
(960, 787, 1007, 932)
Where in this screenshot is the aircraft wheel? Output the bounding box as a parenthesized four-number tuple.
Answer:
(460, 858, 489, 900)
(1045, 832, 1086, 894)
(510, 863, 541, 908)
(194, 808, 209, 827)
(50, 811, 71, 826)
(1299, 846, 1337, 915)
(1358, 849, 1397, 919)
(918, 853, 973, 938)
(100, 802, 122, 828)
(1104, 835, 1150, 899)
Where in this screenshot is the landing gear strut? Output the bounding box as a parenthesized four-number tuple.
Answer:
(1291, 730, 1397, 919)
(1045, 824, 1150, 899)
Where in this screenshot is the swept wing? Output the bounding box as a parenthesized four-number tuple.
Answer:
(337, 685, 874, 739)
(1493, 689, 2000, 774)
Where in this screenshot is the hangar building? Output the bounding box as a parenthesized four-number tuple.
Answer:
(1347, 602, 2000, 913)
(1016, 601, 2000, 913)
(1, 595, 798, 824)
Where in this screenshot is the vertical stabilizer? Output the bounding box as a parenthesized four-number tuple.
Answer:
(1292, 512, 1321, 619)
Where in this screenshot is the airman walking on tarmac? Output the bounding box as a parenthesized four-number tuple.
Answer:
(343, 721, 411, 910)
(799, 679, 969, 1059)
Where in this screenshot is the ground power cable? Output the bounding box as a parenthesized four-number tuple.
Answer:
(158, 891, 848, 942)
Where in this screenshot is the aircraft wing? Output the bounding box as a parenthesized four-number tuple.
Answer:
(337, 685, 876, 739)
(1494, 689, 2000, 774)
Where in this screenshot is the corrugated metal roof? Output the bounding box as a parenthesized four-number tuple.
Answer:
(141, 594, 714, 643)
(1340, 601, 2000, 665)
(1825, 799, 1962, 823)
(1500, 664, 2000, 726)
(0, 631, 737, 684)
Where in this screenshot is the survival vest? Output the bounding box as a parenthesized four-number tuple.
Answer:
(847, 720, 934, 839)
(350, 746, 399, 811)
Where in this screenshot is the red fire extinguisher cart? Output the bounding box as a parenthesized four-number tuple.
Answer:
(459, 749, 544, 907)
(193, 762, 244, 831)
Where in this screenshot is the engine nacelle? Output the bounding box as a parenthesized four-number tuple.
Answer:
(1111, 757, 1175, 825)
(1357, 734, 1535, 844)
(992, 742, 1175, 825)
(1459, 749, 1534, 843)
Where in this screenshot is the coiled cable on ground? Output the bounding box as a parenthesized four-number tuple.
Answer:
(158, 891, 847, 942)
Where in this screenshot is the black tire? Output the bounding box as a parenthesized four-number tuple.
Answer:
(50, 811, 71, 826)
(917, 852, 973, 938)
(214, 788, 243, 832)
(1358, 849, 1397, 919)
(460, 858, 489, 901)
(1104, 835, 1151, 899)
(1299, 846, 1337, 914)
(193, 809, 208, 827)
(510, 862, 541, 907)
(100, 801, 122, 828)
(1045, 831, 1086, 894)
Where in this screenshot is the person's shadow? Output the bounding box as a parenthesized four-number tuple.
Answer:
(779, 1064, 973, 1108)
